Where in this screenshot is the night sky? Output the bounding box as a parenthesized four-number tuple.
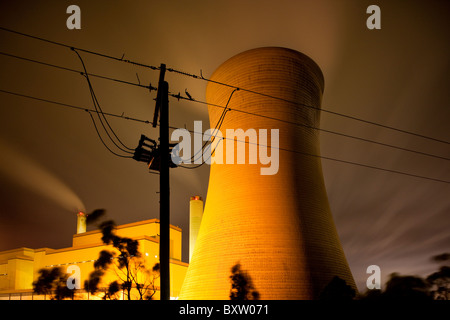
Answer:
(0, 0, 449, 292)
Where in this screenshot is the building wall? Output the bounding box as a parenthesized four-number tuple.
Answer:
(0, 248, 35, 291)
(0, 219, 188, 300)
(7, 257, 34, 291)
(72, 219, 161, 247)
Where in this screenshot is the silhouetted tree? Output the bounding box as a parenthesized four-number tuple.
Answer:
(427, 266, 450, 300)
(426, 253, 450, 300)
(357, 288, 383, 301)
(382, 273, 431, 301)
(229, 263, 259, 300)
(318, 276, 356, 300)
(85, 208, 106, 225)
(33, 267, 74, 300)
(85, 269, 103, 296)
(357, 253, 450, 301)
(107, 281, 121, 299)
(84, 219, 159, 300)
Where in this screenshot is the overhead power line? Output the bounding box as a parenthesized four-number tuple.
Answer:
(168, 92, 450, 162)
(0, 89, 146, 159)
(165, 67, 450, 146)
(0, 89, 150, 124)
(0, 51, 157, 91)
(1, 26, 448, 147)
(186, 88, 239, 165)
(175, 124, 450, 185)
(3, 47, 447, 162)
(2, 26, 448, 149)
(1, 46, 447, 162)
(0, 26, 160, 71)
(1, 88, 449, 184)
(0, 48, 151, 157)
(1, 27, 448, 182)
(0, 88, 143, 159)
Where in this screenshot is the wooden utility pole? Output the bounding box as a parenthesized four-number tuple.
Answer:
(153, 63, 170, 300)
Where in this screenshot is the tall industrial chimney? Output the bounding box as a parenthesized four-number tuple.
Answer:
(180, 47, 355, 299)
(76, 211, 87, 234)
(189, 196, 203, 262)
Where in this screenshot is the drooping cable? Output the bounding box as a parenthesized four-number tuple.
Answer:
(72, 48, 134, 154)
(186, 88, 239, 164)
(86, 110, 132, 159)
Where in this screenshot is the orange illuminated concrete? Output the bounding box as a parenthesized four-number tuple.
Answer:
(179, 47, 356, 299)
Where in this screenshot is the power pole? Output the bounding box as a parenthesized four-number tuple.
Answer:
(153, 63, 170, 300)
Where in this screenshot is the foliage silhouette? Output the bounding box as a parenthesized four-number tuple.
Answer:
(85, 208, 106, 225)
(229, 263, 259, 300)
(382, 273, 431, 301)
(319, 276, 356, 300)
(358, 252, 450, 301)
(427, 266, 450, 300)
(357, 288, 383, 301)
(358, 273, 432, 301)
(33, 267, 74, 300)
(426, 253, 450, 300)
(84, 218, 160, 300)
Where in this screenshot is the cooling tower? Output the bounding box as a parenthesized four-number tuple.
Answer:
(179, 47, 355, 299)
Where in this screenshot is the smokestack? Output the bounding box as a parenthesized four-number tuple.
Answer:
(76, 211, 87, 234)
(189, 196, 203, 262)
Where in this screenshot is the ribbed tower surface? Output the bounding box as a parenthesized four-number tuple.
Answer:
(179, 47, 355, 299)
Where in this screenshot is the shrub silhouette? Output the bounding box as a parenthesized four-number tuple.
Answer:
(229, 263, 259, 300)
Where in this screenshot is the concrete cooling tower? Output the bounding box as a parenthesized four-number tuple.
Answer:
(179, 47, 355, 299)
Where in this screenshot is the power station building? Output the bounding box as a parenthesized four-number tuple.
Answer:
(0, 216, 188, 300)
(179, 47, 356, 299)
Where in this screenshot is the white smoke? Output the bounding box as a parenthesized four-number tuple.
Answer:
(0, 138, 85, 213)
